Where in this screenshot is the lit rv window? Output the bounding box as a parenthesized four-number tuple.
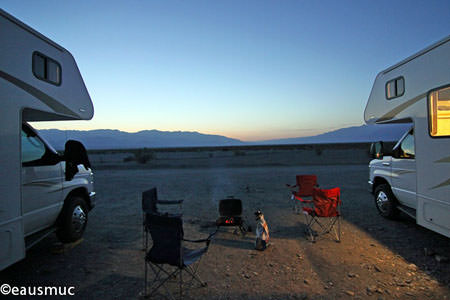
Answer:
(32, 52, 61, 85)
(429, 86, 450, 137)
(386, 81, 395, 99)
(386, 77, 404, 100)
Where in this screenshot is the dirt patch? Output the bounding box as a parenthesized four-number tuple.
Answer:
(1, 164, 449, 299)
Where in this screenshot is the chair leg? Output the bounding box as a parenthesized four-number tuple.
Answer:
(144, 256, 147, 296)
(304, 212, 341, 243)
(185, 265, 207, 287)
(147, 263, 178, 300)
(180, 266, 183, 299)
(144, 229, 148, 251)
(290, 194, 295, 212)
(325, 217, 340, 242)
(239, 225, 248, 237)
(304, 214, 315, 242)
(142, 214, 145, 250)
(335, 216, 341, 242)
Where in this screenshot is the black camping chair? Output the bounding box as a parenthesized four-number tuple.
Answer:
(142, 187, 183, 250)
(144, 213, 216, 299)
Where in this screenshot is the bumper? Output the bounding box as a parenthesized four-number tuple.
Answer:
(89, 191, 96, 210)
(368, 180, 374, 194)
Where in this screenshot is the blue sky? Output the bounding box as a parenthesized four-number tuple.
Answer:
(3, 1, 450, 141)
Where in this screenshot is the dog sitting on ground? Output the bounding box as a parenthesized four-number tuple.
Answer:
(254, 210, 269, 251)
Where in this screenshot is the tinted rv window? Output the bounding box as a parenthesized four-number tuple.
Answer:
(386, 77, 404, 100)
(21, 130, 46, 164)
(400, 132, 415, 158)
(396, 78, 404, 96)
(33, 54, 45, 79)
(429, 86, 450, 137)
(47, 60, 60, 83)
(32, 52, 61, 85)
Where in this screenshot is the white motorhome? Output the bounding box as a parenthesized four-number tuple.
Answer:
(365, 35, 450, 238)
(0, 9, 95, 270)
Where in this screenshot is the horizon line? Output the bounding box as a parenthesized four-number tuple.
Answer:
(34, 124, 371, 143)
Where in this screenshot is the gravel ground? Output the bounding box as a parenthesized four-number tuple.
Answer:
(1, 164, 449, 299)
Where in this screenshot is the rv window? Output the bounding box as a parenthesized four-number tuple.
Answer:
(47, 60, 60, 83)
(429, 86, 450, 137)
(386, 77, 404, 100)
(399, 132, 415, 158)
(32, 52, 61, 85)
(396, 78, 404, 96)
(33, 54, 45, 79)
(21, 130, 46, 164)
(386, 81, 396, 99)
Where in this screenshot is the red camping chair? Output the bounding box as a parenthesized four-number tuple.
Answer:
(286, 175, 318, 213)
(302, 187, 341, 242)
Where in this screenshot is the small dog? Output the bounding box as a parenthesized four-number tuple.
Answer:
(254, 210, 269, 251)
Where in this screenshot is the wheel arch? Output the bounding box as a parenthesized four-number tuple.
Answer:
(372, 176, 390, 194)
(62, 187, 92, 212)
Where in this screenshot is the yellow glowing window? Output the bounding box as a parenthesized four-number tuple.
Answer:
(429, 86, 450, 137)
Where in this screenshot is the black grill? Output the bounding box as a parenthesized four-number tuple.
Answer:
(216, 198, 249, 233)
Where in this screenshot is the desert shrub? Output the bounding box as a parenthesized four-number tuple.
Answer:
(233, 150, 246, 156)
(137, 155, 152, 164)
(315, 148, 323, 156)
(134, 150, 154, 164)
(123, 155, 134, 162)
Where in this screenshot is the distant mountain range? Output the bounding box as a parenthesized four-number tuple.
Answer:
(254, 123, 411, 145)
(39, 129, 244, 150)
(38, 124, 411, 150)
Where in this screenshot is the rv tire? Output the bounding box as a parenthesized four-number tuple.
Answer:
(56, 195, 88, 243)
(374, 184, 398, 219)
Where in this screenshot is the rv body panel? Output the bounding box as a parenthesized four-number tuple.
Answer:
(366, 36, 450, 238)
(390, 128, 417, 209)
(21, 163, 64, 236)
(415, 116, 450, 237)
(390, 157, 416, 209)
(0, 9, 94, 270)
(364, 36, 450, 124)
(0, 9, 93, 121)
(369, 158, 393, 186)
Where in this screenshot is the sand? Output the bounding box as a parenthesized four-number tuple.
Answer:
(1, 146, 449, 299)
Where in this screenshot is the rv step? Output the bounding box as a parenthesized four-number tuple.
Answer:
(25, 227, 56, 250)
(397, 205, 416, 219)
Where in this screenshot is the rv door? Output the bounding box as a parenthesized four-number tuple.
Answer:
(391, 129, 417, 209)
(21, 124, 63, 236)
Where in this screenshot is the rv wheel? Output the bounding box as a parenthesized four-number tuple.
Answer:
(56, 195, 88, 243)
(374, 184, 398, 219)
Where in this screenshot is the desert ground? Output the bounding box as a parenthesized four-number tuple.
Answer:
(1, 144, 449, 299)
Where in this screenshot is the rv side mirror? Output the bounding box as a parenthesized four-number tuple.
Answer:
(370, 141, 384, 159)
(64, 140, 91, 181)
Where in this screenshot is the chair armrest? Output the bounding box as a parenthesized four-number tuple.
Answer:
(142, 208, 155, 214)
(286, 183, 298, 188)
(143, 211, 182, 218)
(183, 229, 217, 246)
(157, 199, 184, 205)
(294, 195, 312, 203)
